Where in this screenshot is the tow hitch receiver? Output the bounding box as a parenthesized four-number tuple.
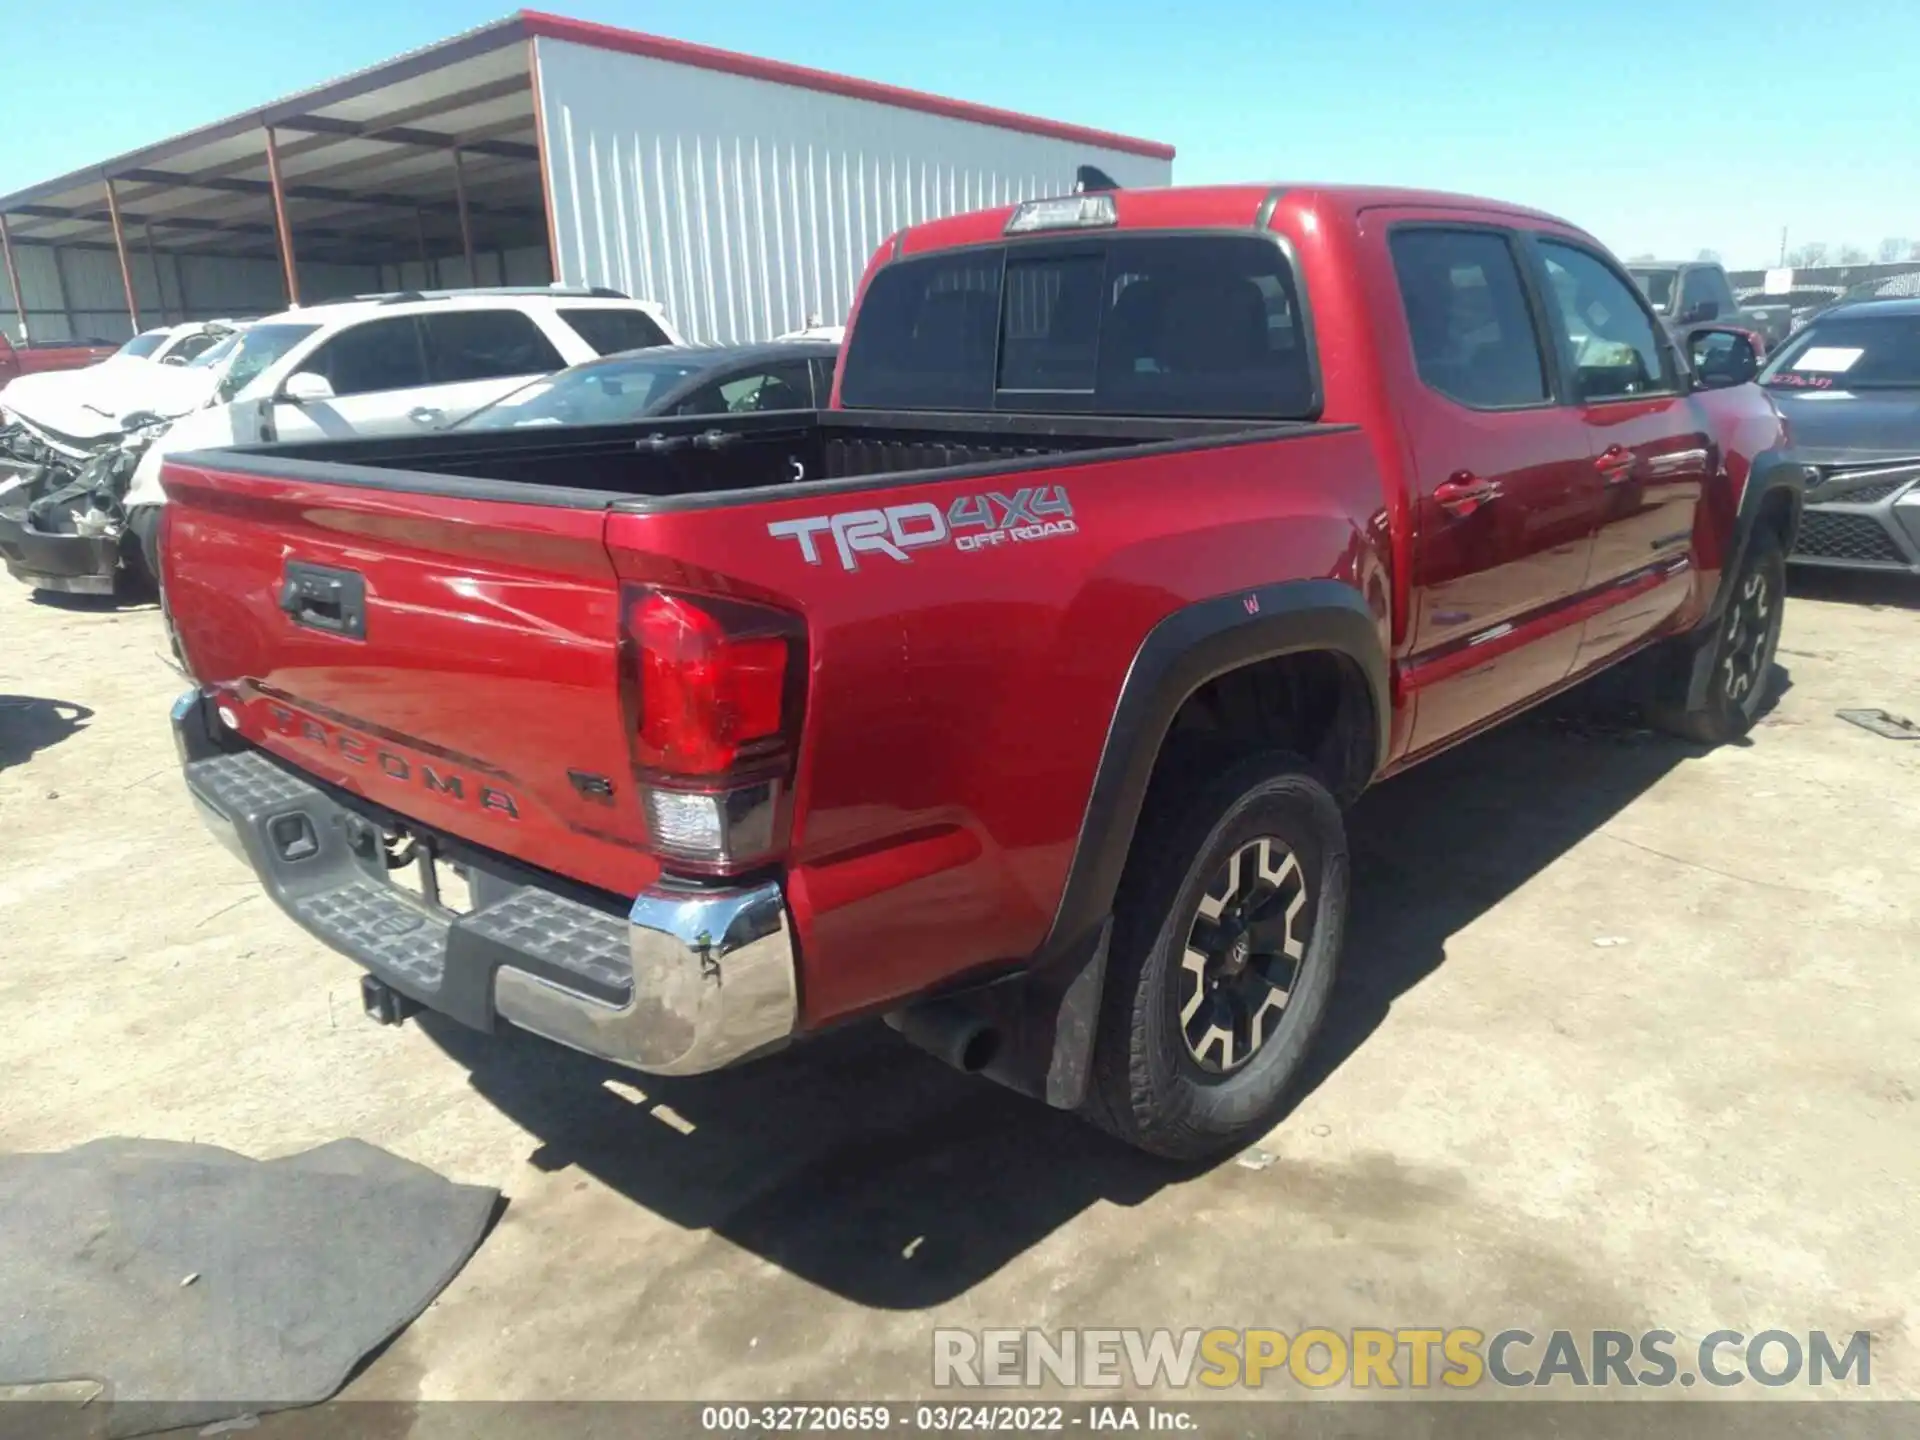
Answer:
(361, 975, 422, 1027)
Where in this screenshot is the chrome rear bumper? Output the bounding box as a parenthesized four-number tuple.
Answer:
(172, 688, 798, 1076)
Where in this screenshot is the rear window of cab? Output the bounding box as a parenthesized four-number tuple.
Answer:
(838, 234, 1316, 419)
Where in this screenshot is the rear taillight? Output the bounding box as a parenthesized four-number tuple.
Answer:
(623, 587, 806, 876)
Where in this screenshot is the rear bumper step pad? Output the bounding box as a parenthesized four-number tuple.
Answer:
(172, 689, 797, 1076)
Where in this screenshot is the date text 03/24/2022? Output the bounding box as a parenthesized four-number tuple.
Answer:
(699, 1404, 1191, 1431)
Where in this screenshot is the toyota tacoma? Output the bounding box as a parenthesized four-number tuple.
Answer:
(159, 185, 1803, 1158)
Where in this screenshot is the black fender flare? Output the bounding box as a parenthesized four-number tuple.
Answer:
(1708, 448, 1807, 628)
(959, 579, 1390, 1109)
(1670, 449, 1808, 710)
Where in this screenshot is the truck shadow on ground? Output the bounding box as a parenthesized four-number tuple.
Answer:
(0, 695, 93, 770)
(421, 664, 1787, 1311)
(1280, 663, 1788, 1120)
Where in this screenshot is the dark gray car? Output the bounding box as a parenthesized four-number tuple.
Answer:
(453, 339, 840, 432)
(1758, 298, 1920, 573)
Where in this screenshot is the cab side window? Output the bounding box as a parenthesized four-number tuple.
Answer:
(1537, 242, 1677, 402)
(1389, 228, 1550, 409)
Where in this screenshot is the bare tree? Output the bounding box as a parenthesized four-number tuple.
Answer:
(1787, 242, 1829, 268)
(1696, 248, 1722, 264)
(1879, 238, 1911, 263)
(1837, 244, 1870, 265)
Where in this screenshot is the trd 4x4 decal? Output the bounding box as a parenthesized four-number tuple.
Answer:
(768, 486, 1077, 571)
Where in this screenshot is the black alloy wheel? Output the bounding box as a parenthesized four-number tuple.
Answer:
(1176, 836, 1312, 1077)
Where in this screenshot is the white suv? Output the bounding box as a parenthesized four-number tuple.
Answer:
(124, 288, 681, 520)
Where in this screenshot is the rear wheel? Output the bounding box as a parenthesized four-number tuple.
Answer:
(1083, 753, 1348, 1160)
(1648, 530, 1786, 744)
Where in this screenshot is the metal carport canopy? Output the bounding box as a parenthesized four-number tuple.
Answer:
(0, 10, 1172, 331)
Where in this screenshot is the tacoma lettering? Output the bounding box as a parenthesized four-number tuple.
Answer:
(262, 703, 519, 821)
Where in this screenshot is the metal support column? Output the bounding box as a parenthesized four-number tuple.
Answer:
(413, 209, 435, 288)
(143, 225, 169, 325)
(0, 213, 27, 342)
(105, 178, 142, 331)
(264, 125, 301, 306)
(526, 36, 561, 284)
(48, 245, 74, 338)
(451, 148, 477, 283)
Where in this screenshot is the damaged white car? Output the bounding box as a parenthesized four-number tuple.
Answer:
(2, 287, 681, 597)
(0, 321, 242, 443)
(0, 325, 276, 596)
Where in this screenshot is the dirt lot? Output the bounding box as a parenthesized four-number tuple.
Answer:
(2, 571, 1917, 1407)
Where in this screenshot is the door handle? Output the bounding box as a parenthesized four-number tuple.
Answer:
(1433, 472, 1501, 517)
(408, 406, 444, 427)
(1596, 444, 1638, 485)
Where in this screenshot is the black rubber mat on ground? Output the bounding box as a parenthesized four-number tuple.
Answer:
(0, 1136, 498, 1437)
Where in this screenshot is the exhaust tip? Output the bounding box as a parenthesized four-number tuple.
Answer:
(957, 1025, 1000, 1074)
(886, 1001, 1001, 1075)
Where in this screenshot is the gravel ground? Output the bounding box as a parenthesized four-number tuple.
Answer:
(1, 569, 1916, 1415)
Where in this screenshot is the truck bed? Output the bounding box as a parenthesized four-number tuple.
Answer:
(179, 408, 1321, 511)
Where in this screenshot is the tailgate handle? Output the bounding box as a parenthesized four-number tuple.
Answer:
(278, 561, 367, 640)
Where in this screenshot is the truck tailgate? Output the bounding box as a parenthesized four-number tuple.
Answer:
(160, 457, 656, 898)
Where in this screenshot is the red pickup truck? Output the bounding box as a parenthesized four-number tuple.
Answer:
(0, 331, 117, 389)
(160, 185, 1802, 1158)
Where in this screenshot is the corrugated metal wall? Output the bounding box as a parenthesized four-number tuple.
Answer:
(374, 246, 552, 295)
(1, 241, 556, 344)
(0, 246, 382, 343)
(533, 37, 1172, 344)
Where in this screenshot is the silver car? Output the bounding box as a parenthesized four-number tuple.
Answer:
(1758, 297, 1920, 574)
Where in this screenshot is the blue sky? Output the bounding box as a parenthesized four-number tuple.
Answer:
(3, 0, 1914, 269)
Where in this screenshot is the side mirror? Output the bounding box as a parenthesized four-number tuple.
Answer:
(1687, 326, 1758, 389)
(161, 354, 189, 367)
(280, 371, 334, 404)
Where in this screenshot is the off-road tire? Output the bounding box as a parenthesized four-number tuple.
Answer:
(1082, 752, 1349, 1160)
(1647, 529, 1787, 745)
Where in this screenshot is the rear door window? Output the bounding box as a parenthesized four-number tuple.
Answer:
(419, 310, 566, 382)
(1389, 228, 1550, 409)
(839, 235, 1314, 418)
(558, 307, 672, 356)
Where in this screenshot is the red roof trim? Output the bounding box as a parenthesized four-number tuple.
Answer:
(517, 11, 1176, 162)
